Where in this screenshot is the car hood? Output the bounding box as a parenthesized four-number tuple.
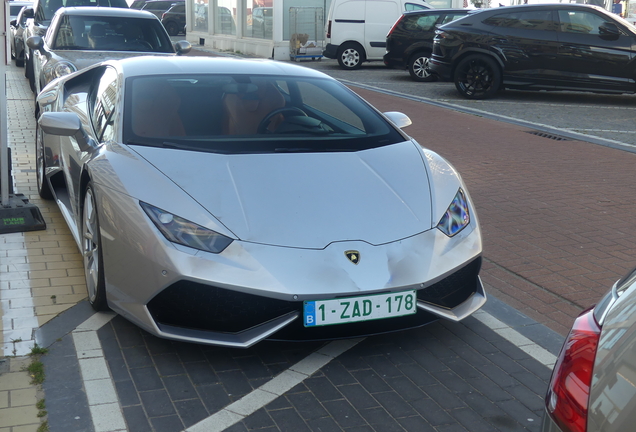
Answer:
(131, 141, 434, 249)
(50, 50, 174, 70)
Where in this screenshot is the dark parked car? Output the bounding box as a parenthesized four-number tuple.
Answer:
(430, 4, 636, 99)
(129, 0, 147, 9)
(161, 2, 184, 35)
(141, 0, 182, 19)
(542, 266, 636, 432)
(384, 8, 470, 81)
(9, 2, 34, 66)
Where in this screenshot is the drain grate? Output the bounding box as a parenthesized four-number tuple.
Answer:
(525, 131, 570, 141)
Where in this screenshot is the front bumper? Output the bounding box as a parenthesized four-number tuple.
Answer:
(97, 183, 484, 349)
(147, 257, 485, 347)
(430, 56, 453, 82)
(323, 43, 339, 59)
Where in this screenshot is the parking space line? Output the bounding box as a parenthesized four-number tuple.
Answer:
(64, 306, 557, 431)
(72, 312, 126, 432)
(185, 338, 365, 432)
(473, 310, 557, 368)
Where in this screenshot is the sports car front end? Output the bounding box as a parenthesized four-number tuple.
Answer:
(36, 56, 485, 348)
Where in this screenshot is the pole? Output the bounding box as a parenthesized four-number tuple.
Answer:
(2, 0, 10, 207)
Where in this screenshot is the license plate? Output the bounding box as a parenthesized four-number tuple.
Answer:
(303, 290, 417, 327)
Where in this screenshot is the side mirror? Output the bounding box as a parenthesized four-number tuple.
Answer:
(174, 40, 192, 55)
(39, 112, 94, 152)
(383, 111, 412, 129)
(599, 21, 620, 38)
(26, 36, 44, 52)
(23, 7, 34, 19)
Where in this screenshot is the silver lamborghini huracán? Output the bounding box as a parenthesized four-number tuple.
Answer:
(36, 56, 485, 348)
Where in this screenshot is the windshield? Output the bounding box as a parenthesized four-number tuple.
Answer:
(52, 15, 173, 51)
(41, 0, 128, 21)
(123, 74, 406, 154)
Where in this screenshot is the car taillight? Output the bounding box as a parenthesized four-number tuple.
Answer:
(326, 20, 331, 39)
(545, 307, 601, 432)
(162, 12, 166, 19)
(387, 15, 404, 37)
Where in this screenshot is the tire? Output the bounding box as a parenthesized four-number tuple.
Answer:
(454, 54, 501, 100)
(35, 124, 53, 200)
(16, 52, 24, 68)
(25, 49, 32, 78)
(26, 53, 36, 92)
(408, 52, 437, 82)
(165, 21, 179, 36)
(337, 42, 364, 70)
(82, 183, 109, 311)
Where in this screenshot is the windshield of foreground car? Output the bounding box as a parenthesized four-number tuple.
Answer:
(51, 15, 173, 52)
(40, 0, 128, 21)
(122, 74, 407, 154)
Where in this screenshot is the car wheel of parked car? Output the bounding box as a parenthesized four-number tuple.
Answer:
(26, 54, 36, 92)
(82, 183, 109, 311)
(16, 52, 24, 68)
(35, 124, 53, 200)
(408, 52, 436, 82)
(454, 54, 500, 99)
(337, 42, 364, 70)
(165, 21, 179, 36)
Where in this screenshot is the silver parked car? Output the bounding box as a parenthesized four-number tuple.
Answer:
(36, 56, 485, 348)
(27, 6, 190, 113)
(9, 2, 34, 66)
(542, 267, 636, 432)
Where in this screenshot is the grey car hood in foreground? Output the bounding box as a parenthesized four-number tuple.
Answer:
(132, 141, 434, 249)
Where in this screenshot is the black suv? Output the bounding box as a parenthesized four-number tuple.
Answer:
(430, 4, 636, 99)
(161, 2, 185, 36)
(384, 8, 470, 82)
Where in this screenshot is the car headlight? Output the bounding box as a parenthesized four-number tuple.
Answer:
(140, 202, 233, 254)
(436, 188, 470, 237)
(44, 61, 76, 80)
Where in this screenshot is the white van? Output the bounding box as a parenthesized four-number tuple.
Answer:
(324, 0, 434, 69)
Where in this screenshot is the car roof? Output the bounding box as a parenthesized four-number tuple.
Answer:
(477, 3, 606, 12)
(403, 8, 470, 15)
(55, 6, 158, 18)
(104, 56, 333, 80)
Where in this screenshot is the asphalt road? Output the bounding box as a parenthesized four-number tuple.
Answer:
(296, 58, 636, 149)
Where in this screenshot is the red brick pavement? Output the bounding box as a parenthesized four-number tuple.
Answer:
(353, 87, 636, 336)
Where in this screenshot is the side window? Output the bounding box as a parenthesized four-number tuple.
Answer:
(415, 14, 438, 31)
(484, 11, 555, 31)
(296, 81, 365, 131)
(442, 13, 467, 25)
(92, 67, 119, 142)
(558, 10, 612, 35)
(405, 3, 429, 11)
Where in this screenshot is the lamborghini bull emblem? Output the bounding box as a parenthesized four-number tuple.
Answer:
(345, 250, 360, 265)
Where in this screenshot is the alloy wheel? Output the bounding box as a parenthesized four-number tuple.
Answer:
(454, 55, 500, 99)
(82, 187, 100, 305)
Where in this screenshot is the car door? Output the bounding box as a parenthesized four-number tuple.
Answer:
(61, 66, 119, 221)
(481, 9, 560, 87)
(364, 0, 399, 60)
(556, 8, 636, 92)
